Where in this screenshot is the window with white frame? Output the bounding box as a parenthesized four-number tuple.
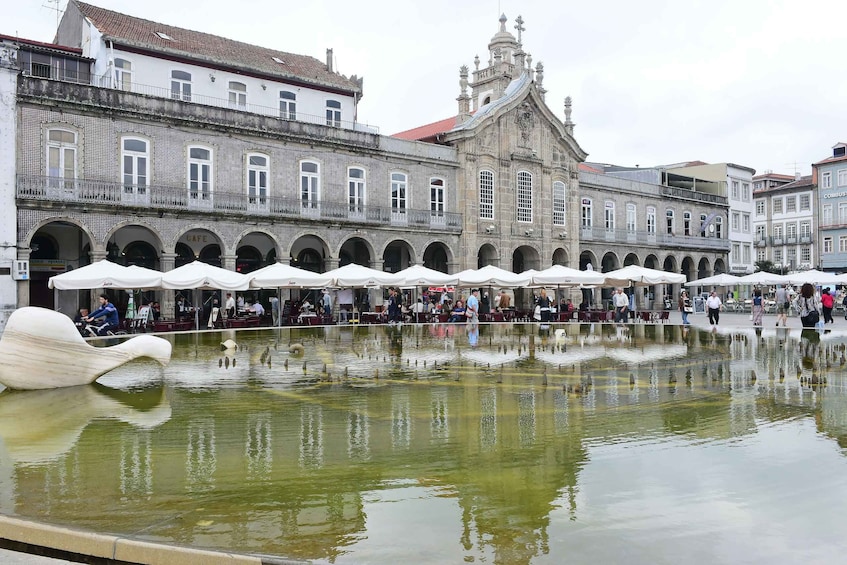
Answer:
(786, 196, 796, 213)
(774, 249, 783, 264)
(46, 128, 77, 186)
(647, 207, 656, 234)
(786, 223, 797, 239)
(838, 169, 847, 187)
(626, 203, 636, 232)
(228, 81, 247, 108)
(699, 213, 707, 236)
(824, 237, 833, 254)
(755, 200, 765, 215)
(430, 177, 445, 218)
(732, 212, 740, 231)
(840, 236, 847, 253)
(552, 181, 566, 226)
(801, 246, 811, 262)
(731, 181, 739, 200)
(300, 161, 320, 209)
(757, 248, 766, 262)
(121, 137, 148, 194)
(799, 194, 810, 211)
(247, 153, 268, 204)
(787, 247, 796, 265)
(773, 224, 783, 239)
(391, 172, 407, 212)
(683, 211, 691, 236)
(773, 198, 783, 214)
(326, 100, 341, 127)
(800, 221, 811, 238)
(516, 171, 532, 222)
(188, 146, 212, 200)
(822, 171, 832, 189)
(742, 182, 750, 201)
(715, 216, 723, 238)
(755, 225, 766, 240)
(743, 244, 751, 264)
(732, 243, 740, 261)
(348, 167, 366, 214)
(480, 170, 494, 220)
(604, 201, 615, 231)
(666, 209, 674, 234)
(581, 198, 593, 228)
(840, 201, 847, 224)
(823, 204, 833, 225)
(170, 70, 191, 101)
(742, 213, 750, 233)
(279, 91, 296, 120)
(114, 58, 132, 91)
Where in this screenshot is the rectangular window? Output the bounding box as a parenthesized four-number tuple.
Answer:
(516, 171, 532, 222)
(755, 200, 765, 215)
(786, 223, 797, 238)
(743, 244, 751, 264)
(391, 173, 407, 212)
(326, 100, 342, 127)
(787, 247, 796, 264)
(188, 147, 212, 200)
(228, 81, 247, 109)
(731, 181, 739, 200)
(756, 225, 766, 240)
(665, 209, 674, 235)
(840, 202, 847, 224)
(430, 178, 445, 219)
(170, 70, 191, 101)
(801, 246, 811, 262)
(742, 213, 750, 233)
(773, 224, 783, 239)
(732, 243, 740, 260)
(838, 169, 847, 187)
(786, 196, 796, 213)
(824, 237, 833, 254)
(774, 249, 783, 263)
(799, 194, 810, 211)
(732, 212, 740, 231)
(114, 58, 132, 91)
(823, 204, 833, 225)
(279, 91, 297, 120)
(773, 198, 783, 214)
(604, 201, 615, 231)
(300, 161, 320, 209)
(581, 199, 593, 229)
(247, 154, 268, 204)
(348, 167, 366, 215)
(626, 203, 636, 232)
(800, 222, 811, 238)
(822, 171, 832, 189)
(757, 248, 766, 262)
(647, 207, 656, 234)
(742, 182, 750, 201)
(839, 236, 847, 253)
(552, 181, 566, 226)
(480, 171, 494, 220)
(122, 137, 148, 195)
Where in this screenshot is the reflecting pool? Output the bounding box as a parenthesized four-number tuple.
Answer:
(2, 323, 847, 564)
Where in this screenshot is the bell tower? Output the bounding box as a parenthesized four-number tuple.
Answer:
(469, 14, 520, 111)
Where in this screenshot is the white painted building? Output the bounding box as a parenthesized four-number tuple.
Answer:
(753, 174, 815, 272)
(0, 41, 19, 332)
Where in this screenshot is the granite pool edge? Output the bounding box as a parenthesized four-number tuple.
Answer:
(0, 514, 308, 565)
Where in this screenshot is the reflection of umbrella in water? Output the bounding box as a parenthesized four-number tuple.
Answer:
(604, 344, 688, 364)
(461, 347, 528, 366)
(534, 346, 605, 365)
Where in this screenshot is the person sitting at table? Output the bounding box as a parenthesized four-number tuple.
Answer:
(447, 300, 466, 322)
(497, 290, 511, 311)
(299, 299, 313, 314)
(247, 300, 265, 317)
(565, 298, 575, 312)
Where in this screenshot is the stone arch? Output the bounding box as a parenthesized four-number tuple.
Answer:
(234, 227, 281, 260)
(579, 250, 598, 271)
(623, 253, 640, 267)
(551, 247, 568, 266)
(477, 243, 498, 268)
(24, 216, 96, 255)
(104, 223, 164, 269)
(680, 256, 695, 282)
(644, 254, 660, 269)
(291, 233, 332, 272)
(338, 236, 375, 269)
(27, 219, 97, 311)
(424, 241, 452, 272)
(713, 257, 727, 274)
(382, 238, 416, 273)
(600, 251, 620, 273)
(236, 230, 280, 273)
(170, 225, 227, 256)
(697, 257, 711, 280)
(512, 245, 541, 273)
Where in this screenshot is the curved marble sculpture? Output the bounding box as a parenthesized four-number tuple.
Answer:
(0, 307, 172, 390)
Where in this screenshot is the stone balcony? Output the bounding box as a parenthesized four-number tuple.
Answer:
(579, 225, 730, 251)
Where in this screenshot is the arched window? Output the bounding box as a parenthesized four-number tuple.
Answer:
(552, 181, 566, 226)
(326, 99, 341, 127)
(114, 58, 132, 90)
(715, 216, 723, 238)
(581, 198, 593, 229)
(246, 153, 269, 205)
(604, 201, 615, 231)
(516, 171, 532, 222)
(171, 70, 191, 101)
(683, 211, 692, 236)
(300, 161, 320, 211)
(187, 146, 213, 201)
(666, 209, 675, 235)
(391, 172, 407, 216)
(430, 177, 445, 221)
(348, 167, 366, 216)
(228, 81, 246, 108)
(479, 170, 494, 220)
(626, 203, 636, 232)
(121, 136, 149, 195)
(646, 206, 656, 234)
(279, 91, 296, 120)
(46, 128, 77, 188)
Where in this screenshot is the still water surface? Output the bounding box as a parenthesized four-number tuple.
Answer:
(1, 323, 847, 564)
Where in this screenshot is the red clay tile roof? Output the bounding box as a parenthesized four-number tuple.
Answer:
(74, 1, 361, 95)
(814, 154, 847, 166)
(392, 115, 460, 142)
(579, 163, 604, 173)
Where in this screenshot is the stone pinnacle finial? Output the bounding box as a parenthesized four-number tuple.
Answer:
(564, 96, 574, 134)
(474, 54, 480, 70)
(499, 13, 507, 32)
(459, 65, 468, 95)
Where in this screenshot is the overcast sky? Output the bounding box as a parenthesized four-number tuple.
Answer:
(10, 0, 846, 175)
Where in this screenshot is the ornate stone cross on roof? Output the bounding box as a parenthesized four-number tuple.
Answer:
(514, 15, 525, 46)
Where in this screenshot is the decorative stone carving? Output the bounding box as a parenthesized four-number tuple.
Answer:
(515, 101, 535, 145)
(0, 307, 172, 390)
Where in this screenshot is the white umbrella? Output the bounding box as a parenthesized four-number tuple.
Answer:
(394, 264, 459, 287)
(602, 265, 686, 287)
(531, 265, 605, 287)
(160, 261, 249, 291)
(248, 262, 333, 289)
(735, 271, 788, 285)
(322, 263, 403, 288)
(783, 269, 843, 286)
(48, 260, 162, 290)
(684, 273, 742, 287)
(456, 265, 531, 287)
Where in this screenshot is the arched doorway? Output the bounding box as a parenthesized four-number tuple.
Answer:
(623, 253, 640, 267)
(28, 221, 93, 311)
(236, 232, 278, 273)
(199, 244, 222, 267)
(477, 244, 497, 268)
(176, 229, 223, 267)
(512, 245, 540, 273)
(383, 240, 414, 273)
(697, 258, 711, 280)
(423, 243, 450, 273)
(338, 237, 372, 268)
(175, 242, 194, 268)
(236, 245, 263, 274)
(552, 248, 568, 266)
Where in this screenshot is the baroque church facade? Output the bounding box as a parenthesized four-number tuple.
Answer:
(1, 3, 729, 325)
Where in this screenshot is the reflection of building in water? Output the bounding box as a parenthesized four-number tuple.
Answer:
(246, 412, 273, 480)
(299, 405, 324, 469)
(120, 429, 153, 496)
(430, 387, 450, 442)
(391, 391, 412, 449)
(347, 397, 370, 461)
(186, 417, 216, 492)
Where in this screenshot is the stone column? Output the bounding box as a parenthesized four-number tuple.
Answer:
(325, 257, 339, 271)
(87, 249, 109, 310)
(221, 254, 237, 272)
(161, 253, 176, 322)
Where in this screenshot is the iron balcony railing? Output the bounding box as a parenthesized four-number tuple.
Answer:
(16, 175, 462, 232)
(579, 225, 730, 251)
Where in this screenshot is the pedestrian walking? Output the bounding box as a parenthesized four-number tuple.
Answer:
(775, 284, 789, 326)
(751, 288, 764, 326)
(678, 291, 692, 325)
(706, 291, 722, 326)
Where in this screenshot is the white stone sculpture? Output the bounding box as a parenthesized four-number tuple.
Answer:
(0, 307, 172, 390)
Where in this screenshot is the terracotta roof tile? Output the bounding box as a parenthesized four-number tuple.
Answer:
(75, 1, 360, 94)
(814, 154, 847, 166)
(753, 175, 813, 194)
(391, 115, 460, 142)
(579, 163, 604, 173)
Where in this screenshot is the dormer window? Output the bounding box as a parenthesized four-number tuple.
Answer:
(835, 144, 846, 158)
(155, 31, 174, 40)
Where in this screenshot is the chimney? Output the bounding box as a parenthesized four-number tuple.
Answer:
(795, 171, 802, 181)
(326, 48, 333, 72)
